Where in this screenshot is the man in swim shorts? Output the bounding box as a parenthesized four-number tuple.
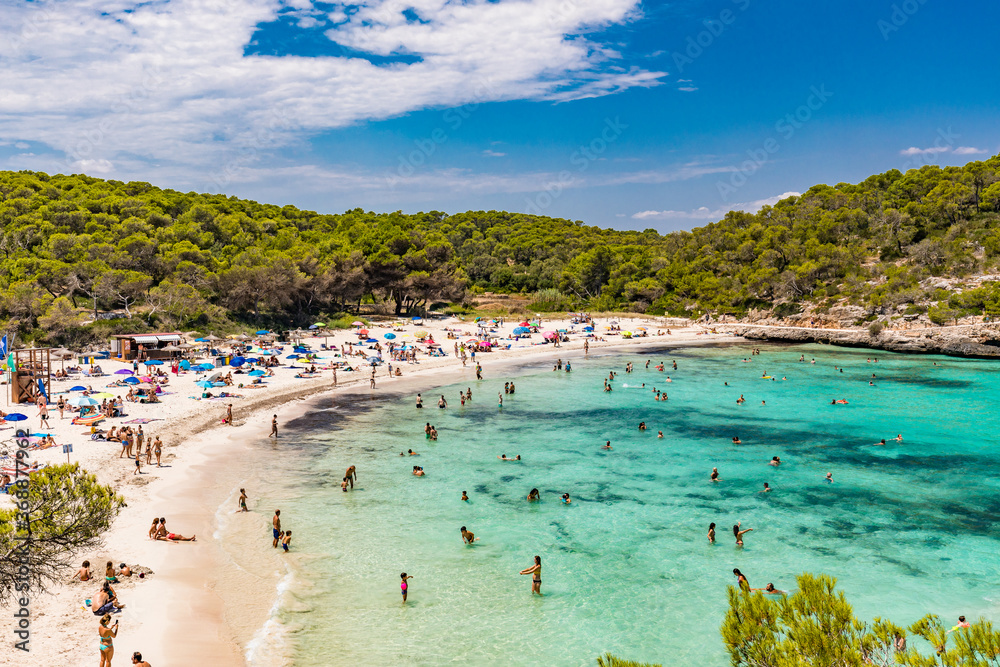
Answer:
(272, 510, 281, 548)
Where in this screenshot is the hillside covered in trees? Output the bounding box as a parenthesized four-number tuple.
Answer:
(2, 153, 1000, 345)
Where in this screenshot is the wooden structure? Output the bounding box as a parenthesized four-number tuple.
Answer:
(12, 348, 52, 404)
(111, 333, 182, 361)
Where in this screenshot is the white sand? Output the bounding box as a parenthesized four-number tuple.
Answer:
(0, 316, 736, 666)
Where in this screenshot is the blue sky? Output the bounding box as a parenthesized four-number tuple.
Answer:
(1, 0, 997, 231)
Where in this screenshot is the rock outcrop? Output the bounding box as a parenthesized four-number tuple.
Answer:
(719, 324, 1000, 358)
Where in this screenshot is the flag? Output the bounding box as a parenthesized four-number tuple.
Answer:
(6, 353, 14, 372)
(0, 335, 6, 359)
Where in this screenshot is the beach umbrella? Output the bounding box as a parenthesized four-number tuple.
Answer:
(68, 396, 99, 407)
(412, 316, 422, 321)
(195, 338, 209, 342)
(255, 330, 270, 335)
(197, 363, 214, 371)
(248, 369, 265, 377)
(115, 369, 133, 375)
(230, 356, 246, 367)
(363, 338, 377, 344)
(144, 360, 164, 366)
(543, 331, 557, 339)
(384, 333, 396, 340)
(161, 344, 182, 352)
(635, 327, 647, 331)
(519, 321, 530, 327)
(583, 326, 594, 332)
(513, 327, 530, 334)
(244, 357, 260, 363)
(358, 329, 369, 335)
(286, 354, 300, 359)
(308, 324, 319, 330)
(69, 385, 86, 391)
(4, 413, 27, 421)
(123, 377, 140, 385)
(196, 380, 214, 389)
(313, 322, 325, 327)
(179, 360, 191, 370)
(414, 330, 428, 338)
(352, 321, 364, 327)
(92, 392, 115, 399)
(205, 334, 221, 341)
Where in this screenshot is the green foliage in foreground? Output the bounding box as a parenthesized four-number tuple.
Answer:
(1, 154, 1000, 345)
(596, 653, 662, 667)
(1, 463, 125, 602)
(722, 573, 1000, 666)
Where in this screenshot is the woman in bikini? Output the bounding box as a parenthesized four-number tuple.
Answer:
(98, 614, 118, 667)
(733, 521, 754, 546)
(520, 555, 542, 595)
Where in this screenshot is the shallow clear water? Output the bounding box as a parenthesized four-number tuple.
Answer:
(241, 344, 1000, 666)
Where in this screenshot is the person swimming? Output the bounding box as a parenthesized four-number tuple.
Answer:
(732, 436, 742, 444)
(769, 456, 781, 466)
(527, 488, 540, 501)
(602, 440, 612, 450)
(711, 467, 720, 482)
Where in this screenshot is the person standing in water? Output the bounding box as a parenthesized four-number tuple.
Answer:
(733, 522, 753, 546)
(708, 522, 716, 543)
(238, 488, 248, 512)
(520, 555, 542, 595)
(400, 572, 413, 602)
(733, 568, 750, 592)
(272, 510, 281, 548)
(269, 415, 278, 438)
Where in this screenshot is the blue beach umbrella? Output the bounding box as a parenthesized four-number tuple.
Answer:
(583, 326, 594, 332)
(255, 330, 269, 335)
(286, 354, 300, 359)
(4, 413, 27, 422)
(248, 369, 265, 377)
(68, 396, 99, 407)
(69, 385, 86, 391)
(196, 380, 213, 389)
(365, 338, 378, 343)
(197, 363, 214, 371)
(384, 333, 396, 340)
(513, 327, 530, 334)
(123, 377, 140, 385)
(308, 324, 319, 330)
(144, 360, 163, 366)
(230, 356, 246, 367)
(115, 369, 133, 375)
(179, 360, 191, 370)
(195, 337, 209, 342)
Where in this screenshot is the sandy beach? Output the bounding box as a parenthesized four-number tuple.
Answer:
(1, 315, 737, 666)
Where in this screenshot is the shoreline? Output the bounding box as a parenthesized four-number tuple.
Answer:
(6, 321, 743, 666)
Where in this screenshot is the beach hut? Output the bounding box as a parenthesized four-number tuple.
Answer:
(110, 333, 183, 361)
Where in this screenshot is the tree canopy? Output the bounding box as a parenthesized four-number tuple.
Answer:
(1, 154, 999, 344)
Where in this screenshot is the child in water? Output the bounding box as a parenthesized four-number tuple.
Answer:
(400, 573, 412, 602)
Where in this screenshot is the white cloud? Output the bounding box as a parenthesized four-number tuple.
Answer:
(899, 146, 951, 156)
(678, 86, 697, 92)
(70, 158, 115, 174)
(482, 149, 506, 157)
(0, 0, 665, 186)
(631, 191, 800, 222)
(14, 142, 30, 149)
(953, 146, 987, 155)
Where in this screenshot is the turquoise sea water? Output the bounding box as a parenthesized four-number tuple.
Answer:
(237, 344, 1000, 666)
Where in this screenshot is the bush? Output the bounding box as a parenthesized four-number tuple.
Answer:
(868, 321, 884, 337)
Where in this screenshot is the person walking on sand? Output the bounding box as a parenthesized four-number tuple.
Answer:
(269, 415, 278, 438)
(38, 399, 51, 429)
(520, 555, 542, 595)
(225, 403, 233, 426)
(272, 510, 281, 548)
(98, 614, 118, 667)
(152, 436, 162, 467)
(238, 488, 248, 512)
(400, 572, 413, 602)
(476, 363, 482, 380)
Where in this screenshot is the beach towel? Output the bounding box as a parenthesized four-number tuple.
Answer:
(71, 414, 105, 426)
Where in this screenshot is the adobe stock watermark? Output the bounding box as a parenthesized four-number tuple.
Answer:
(62, 64, 166, 173)
(672, 0, 752, 74)
(210, 108, 297, 190)
(524, 117, 627, 215)
(12, 428, 33, 652)
(716, 85, 833, 202)
(384, 79, 497, 190)
(7, 1, 59, 59)
(877, 0, 930, 40)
